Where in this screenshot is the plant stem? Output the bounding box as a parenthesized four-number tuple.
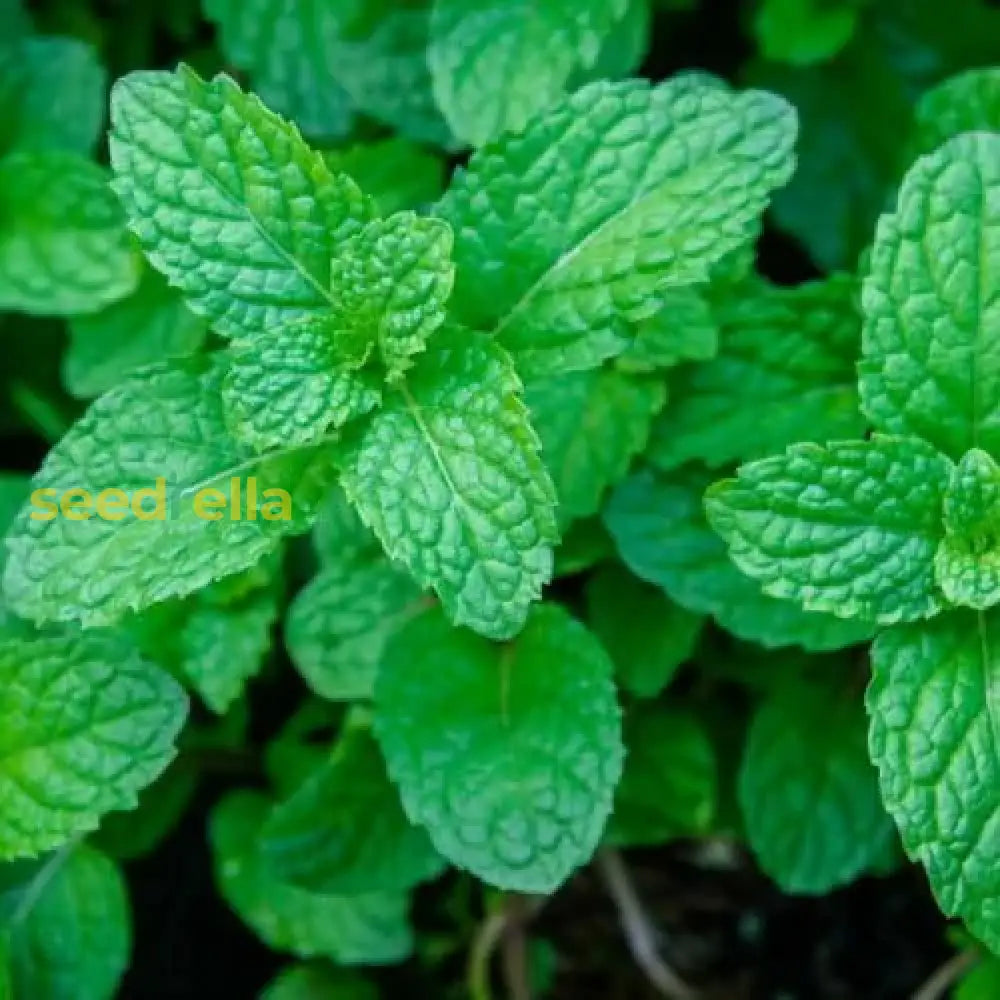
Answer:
(911, 948, 979, 1000)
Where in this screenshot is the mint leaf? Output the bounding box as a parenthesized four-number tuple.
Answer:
(438, 75, 797, 375)
(428, 0, 628, 147)
(312, 485, 379, 567)
(740, 679, 893, 894)
(935, 449, 1000, 610)
(4, 357, 337, 628)
(648, 276, 864, 471)
(861, 132, 1000, 460)
(0, 152, 140, 316)
(605, 466, 876, 650)
(753, 0, 860, 66)
(262, 964, 377, 1000)
(210, 791, 413, 965)
(524, 367, 666, 527)
(339, 329, 557, 641)
(868, 610, 1000, 952)
(64, 266, 208, 399)
(0, 633, 187, 858)
(912, 67, 1000, 155)
(957, 954, 1000, 1000)
(261, 717, 445, 894)
(109, 65, 372, 341)
(586, 562, 703, 698)
(0, 845, 130, 1000)
(286, 552, 424, 702)
(375, 604, 623, 892)
(607, 705, 716, 847)
(706, 437, 952, 624)
(617, 287, 718, 374)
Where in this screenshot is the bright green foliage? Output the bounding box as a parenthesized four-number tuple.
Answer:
(586, 562, 703, 697)
(0, 633, 187, 858)
(64, 267, 208, 399)
(261, 717, 445, 894)
(912, 67, 1000, 155)
(438, 75, 797, 375)
(286, 551, 424, 702)
(210, 792, 413, 965)
(868, 612, 1000, 953)
(524, 367, 666, 526)
(860, 133, 1000, 460)
(261, 964, 377, 1000)
(0, 845, 130, 1000)
(618, 287, 718, 373)
(428, 0, 628, 147)
(375, 605, 623, 892)
(705, 437, 952, 624)
(3, 357, 337, 627)
(0, 152, 140, 316)
(339, 329, 558, 641)
(935, 450, 1000, 610)
(649, 276, 864, 470)
(957, 954, 1000, 1000)
(753, 0, 860, 66)
(108, 65, 374, 341)
(607, 705, 716, 846)
(605, 466, 876, 650)
(739, 679, 893, 894)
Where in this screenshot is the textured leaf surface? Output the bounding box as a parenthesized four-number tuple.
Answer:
(912, 67, 1000, 155)
(605, 467, 875, 650)
(0, 845, 130, 1000)
(740, 680, 893, 894)
(339, 329, 557, 640)
(261, 720, 445, 894)
(375, 605, 623, 892)
(286, 552, 424, 702)
(0, 152, 139, 316)
(4, 357, 337, 627)
(438, 75, 797, 375)
(706, 437, 952, 624)
(586, 562, 703, 698)
(109, 65, 372, 341)
(608, 705, 716, 847)
(525, 367, 665, 526)
(211, 792, 412, 965)
(861, 133, 1000, 460)
(618, 287, 718, 373)
(868, 611, 1000, 952)
(649, 276, 864, 470)
(0, 633, 187, 858)
(429, 0, 626, 147)
(64, 267, 208, 399)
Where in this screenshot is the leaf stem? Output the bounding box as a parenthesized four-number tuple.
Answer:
(910, 947, 979, 1000)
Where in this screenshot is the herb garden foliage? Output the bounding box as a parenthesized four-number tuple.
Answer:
(0, 0, 999, 996)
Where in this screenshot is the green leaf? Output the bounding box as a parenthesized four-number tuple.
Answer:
(861, 132, 1000, 460)
(957, 954, 1000, 1000)
(286, 552, 425, 702)
(617, 287, 718, 374)
(740, 679, 893, 894)
(0, 36, 106, 156)
(912, 67, 1000, 156)
(261, 718, 445, 894)
(428, 0, 628, 147)
(0, 152, 140, 316)
(585, 562, 703, 698)
(375, 604, 623, 892)
(339, 329, 557, 641)
(867, 610, 1000, 952)
(573, 0, 651, 84)
(108, 65, 373, 341)
(311, 484, 379, 567)
(705, 437, 952, 624)
(0, 633, 187, 858)
(607, 705, 716, 847)
(0, 845, 130, 1000)
(753, 0, 860, 66)
(261, 964, 377, 1000)
(605, 466, 876, 650)
(552, 516, 615, 578)
(64, 267, 208, 399)
(324, 138, 446, 215)
(524, 367, 666, 527)
(210, 791, 413, 965)
(935, 449, 1000, 610)
(3, 356, 337, 628)
(438, 75, 797, 376)
(648, 276, 864, 471)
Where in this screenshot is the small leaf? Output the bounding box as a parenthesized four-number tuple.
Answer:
(261, 964, 377, 1000)
(912, 67, 1000, 155)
